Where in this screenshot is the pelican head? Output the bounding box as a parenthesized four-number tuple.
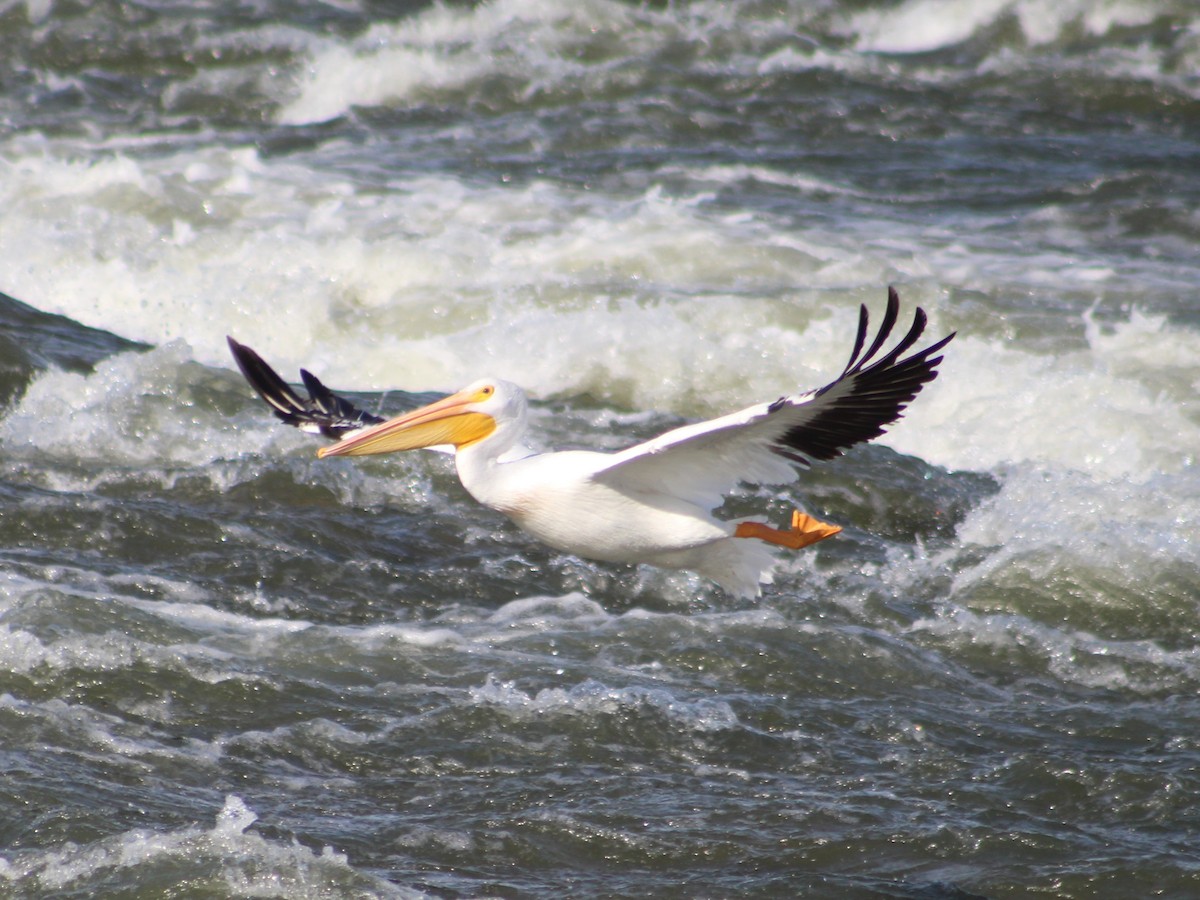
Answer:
(317, 378, 528, 459)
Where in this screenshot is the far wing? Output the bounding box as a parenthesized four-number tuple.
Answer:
(227, 337, 385, 440)
(591, 287, 954, 511)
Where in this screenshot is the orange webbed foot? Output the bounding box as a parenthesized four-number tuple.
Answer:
(735, 510, 842, 550)
(786, 510, 842, 549)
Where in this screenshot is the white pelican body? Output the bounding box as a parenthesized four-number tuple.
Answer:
(461, 440, 761, 586)
(229, 288, 953, 597)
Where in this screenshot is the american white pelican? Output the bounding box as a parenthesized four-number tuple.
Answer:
(228, 288, 953, 597)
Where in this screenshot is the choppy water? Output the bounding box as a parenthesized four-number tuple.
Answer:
(1, 0, 1198, 896)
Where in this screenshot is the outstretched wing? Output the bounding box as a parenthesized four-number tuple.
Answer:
(592, 287, 954, 510)
(227, 337, 385, 440)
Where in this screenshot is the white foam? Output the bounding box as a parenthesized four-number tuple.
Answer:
(279, 23, 497, 126)
(0, 143, 869, 399)
(0, 341, 226, 467)
(0, 569, 319, 694)
(277, 0, 666, 125)
(470, 673, 740, 732)
(0, 691, 223, 770)
(0, 795, 418, 897)
(0, 623, 137, 676)
(846, 0, 1164, 54)
(346, 621, 466, 650)
(221, 718, 376, 760)
(0, 607, 274, 689)
(883, 312, 1200, 480)
(956, 466, 1196, 558)
(847, 0, 1014, 54)
(0, 333, 435, 514)
(124, 597, 313, 638)
(665, 163, 872, 200)
(883, 458, 1200, 692)
(935, 463, 1200, 646)
(487, 592, 611, 626)
(272, 0, 1190, 126)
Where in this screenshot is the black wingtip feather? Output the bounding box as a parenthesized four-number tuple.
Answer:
(773, 288, 954, 464)
(858, 287, 900, 366)
(843, 304, 870, 378)
(227, 336, 308, 418)
(227, 337, 385, 439)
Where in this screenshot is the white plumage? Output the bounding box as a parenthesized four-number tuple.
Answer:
(229, 288, 953, 597)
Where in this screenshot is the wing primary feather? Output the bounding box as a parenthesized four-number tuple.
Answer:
(855, 287, 899, 370)
(870, 304, 929, 370)
(227, 337, 385, 439)
(841, 303, 870, 377)
(227, 337, 308, 417)
(773, 288, 954, 464)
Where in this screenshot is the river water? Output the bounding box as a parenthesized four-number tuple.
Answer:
(1, 1, 1198, 897)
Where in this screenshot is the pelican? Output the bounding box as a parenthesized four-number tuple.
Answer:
(228, 288, 953, 597)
